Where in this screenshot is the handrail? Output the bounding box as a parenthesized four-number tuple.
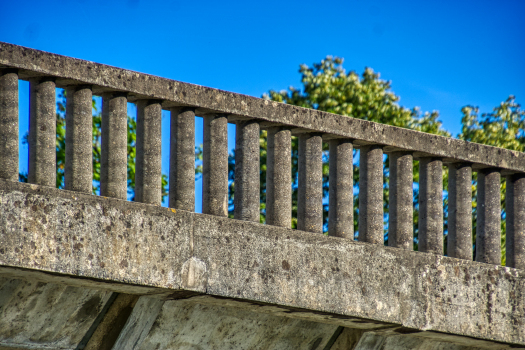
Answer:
(0, 42, 524, 270)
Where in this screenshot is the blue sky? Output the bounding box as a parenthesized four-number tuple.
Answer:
(2, 0, 524, 209)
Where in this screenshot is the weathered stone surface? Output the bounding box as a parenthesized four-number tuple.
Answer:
(28, 78, 56, 188)
(448, 163, 473, 260)
(169, 107, 196, 211)
(419, 158, 443, 254)
(2, 42, 524, 173)
(476, 169, 502, 265)
(388, 152, 413, 249)
(0, 277, 113, 349)
(65, 85, 92, 194)
(130, 298, 340, 350)
(359, 145, 384, 244)
(328, 139, 354, 239)
(101, 93, 128, 200)
(0, 180, 524, 345)
(507, 173, 525, 269)
(135, 100, 162, 205)
(0, 69, 18, 182)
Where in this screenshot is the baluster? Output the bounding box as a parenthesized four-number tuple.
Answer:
(28, 78, 56, 187)
(234, 120, 260, 222)
(448, 163, 472, 260)
(476, 169, 501, 264)
(100, 93, 128, 199)
(389, 152, 413, 249)
(169, 107, 196, 211)
(418, 157, 443, 254)
(0, 69, 19, 182)
(266, 127, 292, 228)
(135, 100, 162, 204)
(297, 133, 323, 233)
(359, 145, 384, 244)
(202, 114, 228, 216)
(328, 139, 353, 238)
(65, 85, 93, 193)
(506, 173, 525, 269)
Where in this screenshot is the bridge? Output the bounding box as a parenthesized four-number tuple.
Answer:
(0, 42, 524, 349)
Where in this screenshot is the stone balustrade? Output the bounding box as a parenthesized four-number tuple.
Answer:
(1, 41, 524, 271)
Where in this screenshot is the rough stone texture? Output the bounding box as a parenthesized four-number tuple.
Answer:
(266, 127, 292, 228)
(101, 93, 128, 200)
(202, 114, 228, 217)
(506, 173, 525, 269)
(418, 158, 443, 254)
(84, 293, 140, 350)
(297, 133, 323, 233)
(131, 298, 340, 350)
(448, 163, 473, 260)
(328, 139, 353, 239)
(359, 145, 384, 244)
(112, 296, 165, 350)
(0, 69, 18, 182)
(65, 85, 93, 194)
(135, 100, 162, 205)
(234, 120, 260, 222)
(1, 181, 525, 346)
(169, 107, 195, 211)
(0, 277, 113, 349)
(28, 78, 56, 187)
(476, 169, 501, 265)
(388, 152, 413, 249)
(2, 42, 524, 173)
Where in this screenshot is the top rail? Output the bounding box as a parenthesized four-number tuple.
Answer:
(0, 41, 524, 173)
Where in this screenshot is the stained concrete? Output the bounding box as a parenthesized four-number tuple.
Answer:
(1, 42, 524, 173)
(1, 180, 523, 346)
(0, 69, 18, 182)
(28, 78, 56, 188)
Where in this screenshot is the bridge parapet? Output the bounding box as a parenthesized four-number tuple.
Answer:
(0, 42, 524, 348)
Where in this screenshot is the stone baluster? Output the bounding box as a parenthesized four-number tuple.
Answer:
(234, 120, 260, 222)
(388, 152, 413, 249)
(359, 145, 384, 244)
(297, 133, 323, 233)
(135, 100, 162, 204)
(0, 69, 19, 182)
(101, 93, 128, 199)
(476, 169, 501, 264)
(328, 139, 353, 238)
(418, 157, 443, 254)
(202, 114, 228, 217)
(448, 163, 473, 260)
(65, 85, 93, 193)
(266, 127, 292, 228)
(28, 78, 56, 187)
(506, 173, 525, 269)
(169, 107, 196, 211)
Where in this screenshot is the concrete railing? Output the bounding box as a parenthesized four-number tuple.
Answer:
(1, 41, 524, 270)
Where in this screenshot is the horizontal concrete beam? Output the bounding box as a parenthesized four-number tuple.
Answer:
(1, 42, 524, 173)
(0, 180, 524, 345)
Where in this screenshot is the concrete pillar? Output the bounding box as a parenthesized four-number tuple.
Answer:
(169, 107, 196, 211)
(28, 78, 56, 187)
(388, 152, 413, 249)
(506, 173, 525, 269)
(101, 93, 128, 199)
(135, 100, 162, 205)
(418, 158, 443, 254)
(359, 145, 384, 244)
(328, 139, 353, 239)
(448, 163, 472, 260)
(234, 120, 260, 222)
(476, 169, 501, 265)
(202, 114, 228, 217)
(266, 127, 292, 228)
(297, 133, 323, 233)
(65, 86, 93, 193)
(0, 69, 19, 182)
